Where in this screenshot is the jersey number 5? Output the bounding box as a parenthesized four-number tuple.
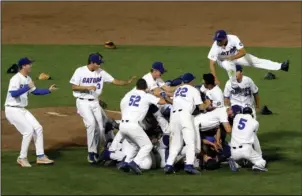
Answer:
(129, 95, 141, 107)
(238, 118, 248, 130)
(175, 87, 188, 97)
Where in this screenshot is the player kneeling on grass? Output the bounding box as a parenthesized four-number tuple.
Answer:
(228, 107, 267, 172)
(117, 78, 172, 175)
(165, 73, 211, 175)
(4, 57, 58, 167)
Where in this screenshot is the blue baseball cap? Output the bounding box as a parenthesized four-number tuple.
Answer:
(213, 30, 227, 41)
(171, 78, 183, 86)
(205, 136, 216, 143)
(231, 105, 243, 114)
(181, 73, 196, 83)
(236, 65, 243, 72)
(88, 53, 104, 65)
(18, 57, 34, 67)
(152, 61, 167, 74)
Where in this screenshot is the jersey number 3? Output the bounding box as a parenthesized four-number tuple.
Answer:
(129, 95, 141, 107)
(175, 87, 188, 97)
(238, 118, 248, 130)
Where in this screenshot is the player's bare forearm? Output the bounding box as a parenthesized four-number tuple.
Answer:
(112, 78, 133, 86)
(162, 85, 179, 93)
(164, 96, 173, 104)
(224, 98, 231, 106)
(72, 84, 89, 92)
(198, 99, 211, 110)
(254, 93, 260, 109)
(209, 60, 217, 78)
(152, 88, 161, 97)
(222, 122, 232, 133)
(229, 48, 246, 61)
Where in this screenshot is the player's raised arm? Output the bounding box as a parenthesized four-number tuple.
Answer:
(208, 42, 219, 84)
(223, 81, 231, 106)
(112, 76, 136, 86)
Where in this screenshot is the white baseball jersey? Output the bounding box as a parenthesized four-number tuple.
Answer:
(120, 88, 160, 122)
(207, 35, 244, 62)
(230, 114, 259, 146)
(224, 76, 258, 107)
(172, 84, 203, 114)
(141, 73, 165, 93)
(204, 85, 224, 108)
(5, 73, 36, 107)
(194, 107, 229, 132)
(69, 66, 114, 99)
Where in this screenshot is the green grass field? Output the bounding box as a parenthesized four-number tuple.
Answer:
(1, 45, 301, 195)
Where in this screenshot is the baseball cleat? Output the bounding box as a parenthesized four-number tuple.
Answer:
(128, 161, 142, 175)
(252, 165, 268, 172)
(17, 157, 32, 167)
(36, 155, 54, 165)
(87, 152, 97, 164)
(164, 165, 176, 174)
(184, 164, 201, 175)
(117, 161, 130, 172)
(228, 158, 238, 172)
(281, 60, 289, 72)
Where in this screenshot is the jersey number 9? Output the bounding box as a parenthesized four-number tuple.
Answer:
(129, 95, 141, 107)
(175, 87, 188, 97)
(238, 118, 247, 130)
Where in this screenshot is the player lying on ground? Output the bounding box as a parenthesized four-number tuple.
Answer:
(224, 65, 260, 119)
(69, 53, 136, 164)
(5, 57, 58, 167)
(208, 29, 289, 85)
(228, 107, 267, 172)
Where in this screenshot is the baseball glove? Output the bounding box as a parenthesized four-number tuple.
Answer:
(38, 73, 51, 80)
(264, 72, 276, 80)
(104, 41, 117, 49)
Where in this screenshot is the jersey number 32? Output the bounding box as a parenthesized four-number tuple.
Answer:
(129, 95, 141, 107)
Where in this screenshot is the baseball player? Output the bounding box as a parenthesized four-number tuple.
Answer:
(117, 78, 171, 174)
(4, 57, 57, 167)
(229, 107, 267, 172)
(224, 65, 260, 118)
(165, 73, 211, 175)
(69, 53, 136, 164)
(208, 30, 290, 84)
(200, 73, 224, 109)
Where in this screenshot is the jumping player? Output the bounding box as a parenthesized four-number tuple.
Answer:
(208, 30, 289, 84)
(69, 53, 136, 164)
(4, 57, 57, 167)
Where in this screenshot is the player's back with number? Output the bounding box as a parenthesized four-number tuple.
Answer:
(173, 84, 201, 113)
(120, 89, 160, 122)
(231, 114, 259, 146)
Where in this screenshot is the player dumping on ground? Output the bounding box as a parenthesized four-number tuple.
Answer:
(4, 57, 58, 167)
(228, 107, 267, 172)
(164, 73, 211, 175)
(224, 65, 260, 119)
(69, 53, 136, 164)
(117, 78, 172, 175)
(207, 29, 289, 85)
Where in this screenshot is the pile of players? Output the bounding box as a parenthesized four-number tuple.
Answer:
(98, 62, 267, 175)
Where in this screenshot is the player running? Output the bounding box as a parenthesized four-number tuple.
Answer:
(4, 57, 57, 167)
(224, 65, 260, 119)
(229, 107, 267, 172)
(208, 29, 289, 85)
(69, 53, 136, 164)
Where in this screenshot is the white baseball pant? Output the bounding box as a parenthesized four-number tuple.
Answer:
(5, 107, 45, 158)
(76, 99, 105, 153)
(119, 121, 153, 169)
(231, 143, 266, 168)
(218, 54, 282, 81)
(166, 110, 196, 166)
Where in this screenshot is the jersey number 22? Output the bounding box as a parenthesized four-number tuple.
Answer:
(238, 118, 247, 130)
(129, 95, 141, 107)
(175, 87, 188, 97)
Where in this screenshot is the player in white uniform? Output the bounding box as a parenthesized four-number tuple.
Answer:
(208, 30, 289, 84)
(200, 73, 224, 108)
(118, 78, 171, 174)
(70, 53, 136, 164)
(165, 73, 211, 175)
(4, 57, 57, 167)
(229, 107, 267, 172)
(224, 65, 260, 119)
